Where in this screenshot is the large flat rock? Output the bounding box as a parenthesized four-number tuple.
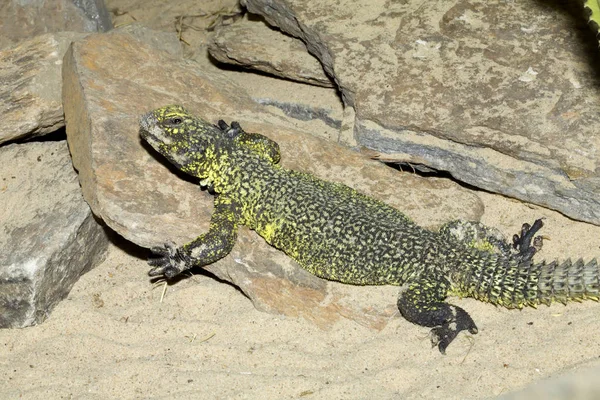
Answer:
(62, 29, 483, 329)
(243, 0, 600, 225)
(0, 141, 108, 328)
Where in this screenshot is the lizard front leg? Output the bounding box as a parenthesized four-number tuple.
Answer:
(217, 120, 280, 164)
(148, 195, 240, 279)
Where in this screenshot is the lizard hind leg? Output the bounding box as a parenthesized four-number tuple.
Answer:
(439, 219, 545, 261)
(397, 275, 478, 354)
(438, 220, 513, 257)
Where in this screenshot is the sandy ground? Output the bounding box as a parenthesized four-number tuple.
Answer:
(2, 188, 600, 399)
(2, 1, 600, 399)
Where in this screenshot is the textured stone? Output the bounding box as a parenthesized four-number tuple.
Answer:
(209, 18, 333, 87)
(0, 32, 86, 145)
(194, 46, 344, 143)
(0, 26, 182, 146)
(107, 0, 343, 143)
(243, 0, 600, 225)
(115, 23, 184, 58)
(0, 0, 111, 49)
(62, 30, 483, 329)
(0, 141, 109, 328)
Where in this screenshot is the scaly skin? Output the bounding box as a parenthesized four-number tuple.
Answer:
(586, 0, 600, 43)
(140, 105, 600, 353)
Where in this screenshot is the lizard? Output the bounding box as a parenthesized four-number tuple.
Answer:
(139, 104, 600, 353)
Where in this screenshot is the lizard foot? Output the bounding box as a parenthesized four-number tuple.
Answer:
(147, 242, 191, 279)
(512, 218, 544, 260)
(429, 306, 478, 354)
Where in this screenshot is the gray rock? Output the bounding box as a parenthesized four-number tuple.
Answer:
(0, 0, 111, 49)
(209, 18, 334, 87)
(62, 30, 482, 329)
(243, 0, 600, 225)
(0, 32, 87, 145)
(104, 0, 344, 143)
(72, 0, 112, 33)
(0, 141, 109, 328)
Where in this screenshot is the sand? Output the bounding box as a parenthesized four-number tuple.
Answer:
(2, 1, 600, 398)
(2, 189, 600, 399)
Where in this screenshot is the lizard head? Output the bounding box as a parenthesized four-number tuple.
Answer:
(140, 104, 223, 177)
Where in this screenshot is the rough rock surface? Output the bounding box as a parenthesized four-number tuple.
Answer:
(0, 32, 86, 145)
(0, 0, 112, 49)
(209, 18, 333, 87)
(243, 0, 600, 225)
(62, 30, 483, 329)
(0, 26, 181, 146)
(196, 43, 344, 143)
(0, 141, 109, 328)
(107, 0, 344, 143)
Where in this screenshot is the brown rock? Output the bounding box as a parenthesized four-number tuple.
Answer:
(243, 0, 600, 225)
(0, 26, 182, 146)
(209, 18, 334, 87)
(62, 30, 483, 329)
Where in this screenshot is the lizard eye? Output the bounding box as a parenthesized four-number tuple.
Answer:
(166, 117, 183, 125)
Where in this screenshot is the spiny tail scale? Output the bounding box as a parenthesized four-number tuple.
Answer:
(537, 258, 600, 305)
(456, 252, 600, 308)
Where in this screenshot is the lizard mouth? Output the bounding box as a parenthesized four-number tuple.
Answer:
(139, 111, 155, 131)
(139, 112, 155, 142)
(139, 112, 173, 147)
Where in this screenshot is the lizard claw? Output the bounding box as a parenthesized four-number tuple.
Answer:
(147, 242, 189, 279)
(429, 307, 478, 354)
(512, 218, 545, 260)
(217, 120, 244, 139)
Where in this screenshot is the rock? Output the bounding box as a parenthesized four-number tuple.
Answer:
(243, 0, 600, 225)
(108, 0, 241, 52)
(195, 43, 344, 143)
(0, 32, 87, 145)
(114, 23, 184, 59)
(72, 0, 112, 32)
(105, 0, 344, 143)
(206, 17, 343, 140)
(209, 18, 334, 87)
(0, 0, 112, 49)
(0, 26, 182, 146)
(0, 141, 109, 328)
(62, 30, 483, 329)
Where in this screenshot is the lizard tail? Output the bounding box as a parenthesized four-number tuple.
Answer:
(455, 254, 600, 308)
(535, 258, 600, 305)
